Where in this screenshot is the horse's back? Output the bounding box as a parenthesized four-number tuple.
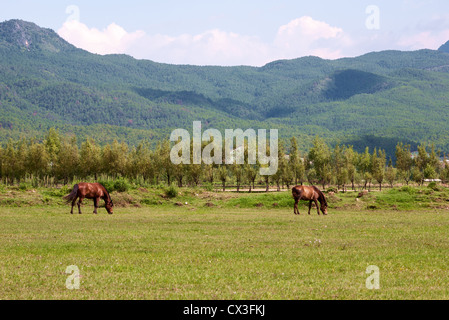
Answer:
(77, 182, 105, 198)
(292, 185, 318, 200)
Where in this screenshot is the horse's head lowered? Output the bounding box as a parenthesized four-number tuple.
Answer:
(320, 203, 328, 215)
(105, 199, 114, 214)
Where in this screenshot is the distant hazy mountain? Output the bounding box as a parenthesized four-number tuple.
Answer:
(2, 19, 449, 156)
(438, 40, 449, 53)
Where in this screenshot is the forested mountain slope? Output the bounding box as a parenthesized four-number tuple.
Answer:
(2, 19, 449, 156)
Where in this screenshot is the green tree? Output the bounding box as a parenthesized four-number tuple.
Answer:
(385, 160, 397, 188)
(217, 165, 228, 192)
(14, 138, 28, 183)
(1, 139, 27, 184)
(412, 167, 424, 186)
(26, 141, 49, 181)
(415, 144, 428, 173)
(54, 138, 79, 185)
(428, 143, 440, 176)
(441, 156, 449, 183)
(203, 164, 214, 185)
(245, 164, 257, 193)
(423, 163, 437, 181)
(288, 137, 305, 186)
(307, 136, 331, 189)
(157, 140, 176, 186)
(79, 138, 101, 180)
(102, 140, 128, 178)
(277, 141, 290, 190)
(358, 147, 372, 190)
(186, 139, 202, 187)
(173, 163, 187, 187)
(44, 128, 61, 165)
(371, 148, 386, 191)
(0, 145, 3, 182)
(2, 140, 17, 184)
(230, 164, 244, 192)
(395, 143, 412, 185)
(332, 144, 347, 192)
(344, 145, 357, 191)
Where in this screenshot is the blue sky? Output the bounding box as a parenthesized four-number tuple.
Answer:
(2, 1, 449, 66)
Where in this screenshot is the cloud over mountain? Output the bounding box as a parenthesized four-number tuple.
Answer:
(58, 20, 145, 55)
(57, 16, 353, 66)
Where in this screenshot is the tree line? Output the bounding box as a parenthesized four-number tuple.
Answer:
(1, 128, 449, 191)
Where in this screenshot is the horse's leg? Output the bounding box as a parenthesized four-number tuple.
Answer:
(308, 201, 313, 215)
(71, 195, 78, 214)
(294, 193, 302, 215)
(93, 198, 99, 214)
(314, 199, 320, 215)
(78, 197, 84, 214)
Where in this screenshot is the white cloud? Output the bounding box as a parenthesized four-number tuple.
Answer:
(274, 16, 353, 60)
(58, 20, 272, 66)
(277, 16, 344, 41)
(397, 24, 449, 51)
(57, 17, 353, 65)
(383, 15, 449, 51)
(138, 29, 270, 66)
(58, 20, 145, 55)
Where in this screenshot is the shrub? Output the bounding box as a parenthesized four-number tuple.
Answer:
(19, 183, 29, 191)
(114, 178, 130, 193)
(165, 184, 178, 198)
(400, 185, 415, 194)
(98, 180, 116, 193)
(427, 181, 441, 191)
(326, 186, 338, 193)
(203, 183, 214, 192)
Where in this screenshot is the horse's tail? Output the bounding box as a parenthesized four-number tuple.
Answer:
(312, 186, 327, 207)
(63, 184, 79, 203)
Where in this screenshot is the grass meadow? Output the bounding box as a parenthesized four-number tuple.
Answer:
(0, 185, 448, 299)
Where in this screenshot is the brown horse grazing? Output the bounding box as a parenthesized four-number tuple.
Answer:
(64, 183, 114, 214)
(292, 185, 328, 215)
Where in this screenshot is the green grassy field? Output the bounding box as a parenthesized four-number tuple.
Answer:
(0, 197, 448, 300)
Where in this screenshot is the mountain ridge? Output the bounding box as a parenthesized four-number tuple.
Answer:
(0, 19, 78, 53)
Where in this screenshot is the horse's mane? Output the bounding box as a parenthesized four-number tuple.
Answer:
(312, 186, 327, 207)
(100, 184, 113, 204)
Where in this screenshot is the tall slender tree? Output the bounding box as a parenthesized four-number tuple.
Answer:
(26, 141, 49, 181)
(395, 143, 412, 185)
(79, 138, 101, 180)
(307, 136, 331, 189)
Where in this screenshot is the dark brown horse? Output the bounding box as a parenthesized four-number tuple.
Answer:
(292, 185, 328, 215)
(64, 183, 114, 214)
